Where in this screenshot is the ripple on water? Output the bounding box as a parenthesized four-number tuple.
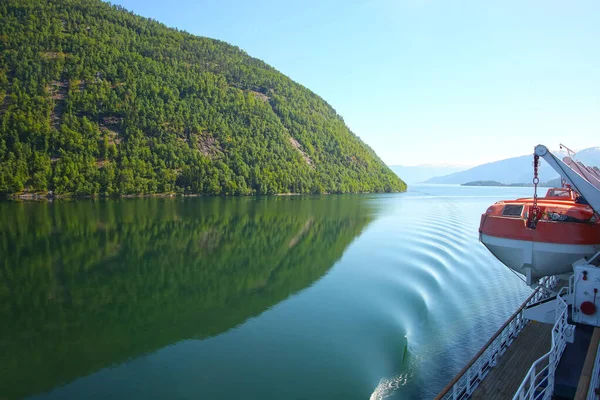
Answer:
(365, 188, 534, 400)
(4, 188, 537, 400)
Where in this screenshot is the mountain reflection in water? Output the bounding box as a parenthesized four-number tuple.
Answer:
(1, 187, 535, 400)
(0, 196, 374, 399)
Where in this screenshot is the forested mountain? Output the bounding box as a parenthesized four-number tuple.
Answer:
(0, 0, 405, 196)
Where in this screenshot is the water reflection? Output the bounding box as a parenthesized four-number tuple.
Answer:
(0, 196, 375, 399)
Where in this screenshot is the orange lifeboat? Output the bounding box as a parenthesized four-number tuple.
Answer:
(479, 188, 600, 283)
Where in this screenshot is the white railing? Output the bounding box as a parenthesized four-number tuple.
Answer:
(587, 344, 600, 400)
(435, 276, 558, 400)
(512, 286, 572, 400)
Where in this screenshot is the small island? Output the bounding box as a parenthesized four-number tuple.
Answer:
(461, 180, 533, 187)
(462, 180, 557, 187)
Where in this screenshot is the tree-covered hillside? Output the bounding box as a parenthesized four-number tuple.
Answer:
(0, 0, 406, 196)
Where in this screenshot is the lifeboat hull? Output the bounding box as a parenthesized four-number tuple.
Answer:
(480, 233, 600, 280)
(479, 188, 600, 282)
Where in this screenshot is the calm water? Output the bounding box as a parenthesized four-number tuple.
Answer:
(1, 185, 536, 400)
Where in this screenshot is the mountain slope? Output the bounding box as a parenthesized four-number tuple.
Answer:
(0, 0, 405, 196)
(389, 164, 469, 184)
(425, 147, 600, 185)
(572, 147, 600, 166)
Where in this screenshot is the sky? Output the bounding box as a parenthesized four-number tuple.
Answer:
(110, 0, 599, 166)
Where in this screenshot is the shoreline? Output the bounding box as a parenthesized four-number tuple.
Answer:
(3, 190, 406, 201)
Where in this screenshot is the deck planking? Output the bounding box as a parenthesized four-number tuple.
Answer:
(471, 320, 553, 400)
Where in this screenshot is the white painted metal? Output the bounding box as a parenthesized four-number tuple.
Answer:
(578, 163, 600, 185)
(523, 298, 558, 324)
(437, 277, 558, 400)
(480, 233, 600, 285)
(441, 144, 600, 399)
(563, 157, 600, 191)
(524, 278, 575, 342)
(572, 254, 600, 326)
(535, 145, 600, 215)
(512, 287, 574, 400)
(585, 164, 600, 181)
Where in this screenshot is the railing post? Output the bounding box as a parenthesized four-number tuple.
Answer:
(435, 285, 551, 400)
(548, 352, 556, 399)
(517, 313, 523, 330)
(529, 366, 536, 400)
(466, 369, 471, 395)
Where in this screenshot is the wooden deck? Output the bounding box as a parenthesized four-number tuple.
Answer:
(575, 327, 600, 399)
(470, 320, 553, 400)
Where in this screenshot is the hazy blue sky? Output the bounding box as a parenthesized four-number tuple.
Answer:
(111, 0, 599, 166)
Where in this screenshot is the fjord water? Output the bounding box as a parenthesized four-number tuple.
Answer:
(1, 185, 535, 400)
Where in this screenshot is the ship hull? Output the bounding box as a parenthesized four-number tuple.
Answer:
(480, 233, 600, 280)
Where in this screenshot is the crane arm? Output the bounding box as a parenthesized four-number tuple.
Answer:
(535, 144, 600, 214)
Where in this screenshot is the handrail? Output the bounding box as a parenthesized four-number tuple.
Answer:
(435, 276, 557, 400)
(512, 286, 571, 399)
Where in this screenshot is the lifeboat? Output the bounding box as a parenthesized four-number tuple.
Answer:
(479, 187, 600, 283)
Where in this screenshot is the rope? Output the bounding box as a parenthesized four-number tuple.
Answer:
(507, 265, 528, 285)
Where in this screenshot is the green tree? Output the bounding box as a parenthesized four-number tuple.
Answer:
(0, 0, 406, 197)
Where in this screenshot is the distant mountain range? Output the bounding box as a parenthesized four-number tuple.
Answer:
(424, 147, 600, 185)
(388, 164, 470, 184)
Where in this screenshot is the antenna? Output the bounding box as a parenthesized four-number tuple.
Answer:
(559, 143, 577, 158)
